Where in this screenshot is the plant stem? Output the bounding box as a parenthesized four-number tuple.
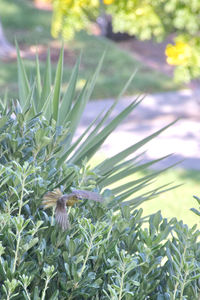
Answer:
(24, 287, 31, 300)
(179, 245, 188, 299)
(41, 277, 50, 300)
(12, 229, 22, 273)
(68, 235, 94, 300)
(79, 237, 93, 278)
(172, 242, 187, 300)
(6, 292, 10, 300)
(180, 269, 188, 299)
(106, 225, 112, 241)
(18, 177, 25, 217)
(173, 281, 179, 300)
(118, 264, 125, 300)
(12, 176, 26, 273)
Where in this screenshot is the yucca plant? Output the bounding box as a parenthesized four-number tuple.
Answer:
(1, 44, 179, 210)
(1, 46, 199, 300)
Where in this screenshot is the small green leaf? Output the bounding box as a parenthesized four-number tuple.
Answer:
(190, 208, 200, 216)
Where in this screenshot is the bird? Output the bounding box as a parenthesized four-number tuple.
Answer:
(42, 188, 103, 230)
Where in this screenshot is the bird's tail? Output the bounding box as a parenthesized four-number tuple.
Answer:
(42, 188, 63, 208)
(55, 207, 70, 230)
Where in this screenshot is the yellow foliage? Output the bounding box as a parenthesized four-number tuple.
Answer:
(165, 41, 192, 66)
(51, 0, 99, 38)
(103, 0, 114, 5)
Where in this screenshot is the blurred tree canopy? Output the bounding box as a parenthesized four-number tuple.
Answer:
(51, 0, 200, 82)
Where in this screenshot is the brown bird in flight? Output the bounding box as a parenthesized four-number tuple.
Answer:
(42, 188, 103, 230)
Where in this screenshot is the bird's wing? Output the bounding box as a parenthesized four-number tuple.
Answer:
(71, 189, 103, 202)
(42, 188, 63, 208)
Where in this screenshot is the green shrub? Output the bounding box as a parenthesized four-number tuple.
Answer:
(0, 48, 199, 299)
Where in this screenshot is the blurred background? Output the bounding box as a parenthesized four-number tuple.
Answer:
(0, 0, 200, 226)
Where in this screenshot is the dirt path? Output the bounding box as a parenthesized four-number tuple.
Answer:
(118, 37, 174, 76)
(117, 37, 200, 90)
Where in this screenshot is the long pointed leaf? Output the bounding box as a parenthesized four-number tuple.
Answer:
(39, 48, 52, 111)
(35, 51, 42, 109)
(42, 89, 54, 120)
(16, 40, 30, 107)
(110, 161, 180, 195)
(116, 180, 153, 202)
(63, 81, 89, 147)
(96, 152, 145, 178)
(86, 52, 105, 101)
(80, 70, 138, 147)
(95, 119, 179, 174)
(118, 69, 138, 99)
(98, 155, 172, 188)
(111, 176, 154, 196)
(48, 169, 76, 190)
(57, 110, 105, 167)
(52, 46, 64, 121)
(22, 81, 36, 114)
(63, 52, 106, 147)
(58, 55, 81, 126)
(122, 184, 182, 209)
(69, 97, 143, 164)
(71, 95, 142, 164)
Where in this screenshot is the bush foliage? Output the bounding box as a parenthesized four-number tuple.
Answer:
(0, 49, 199, 299)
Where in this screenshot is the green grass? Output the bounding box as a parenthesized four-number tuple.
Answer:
(0, 0, 179, 100)
(139, 168, 200, 227)
(119, 168, 200, 227)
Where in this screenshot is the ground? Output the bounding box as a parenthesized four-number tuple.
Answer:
(118, 37, 174, 76)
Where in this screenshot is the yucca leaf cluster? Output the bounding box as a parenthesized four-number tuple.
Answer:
(0, 47, 199, 299)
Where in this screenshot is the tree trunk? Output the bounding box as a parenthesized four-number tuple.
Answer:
(96, 15, 132, 41)
(0, 19, 15, 59)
